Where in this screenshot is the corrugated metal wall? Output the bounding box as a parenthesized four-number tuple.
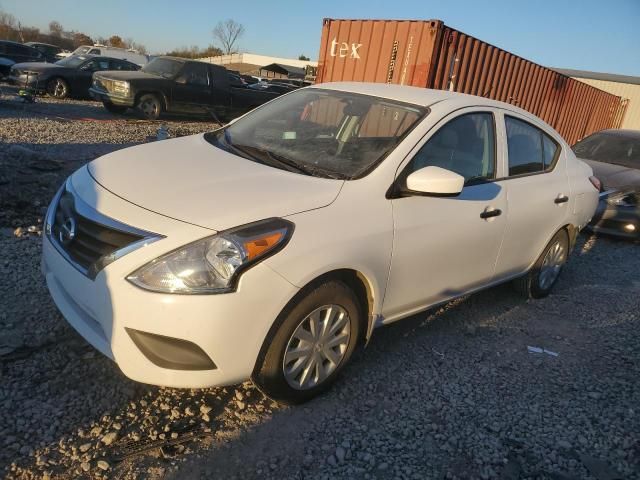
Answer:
(567, 77, 639, 131)
(316, 19, 628, 145)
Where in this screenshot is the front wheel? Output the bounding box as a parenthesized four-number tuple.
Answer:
(47, 77, 69, 99)
(513, 229, 569, 299)
(136, 93, 162, 120)
(252, 281, 362, 404)
(102, 101, 127, 114)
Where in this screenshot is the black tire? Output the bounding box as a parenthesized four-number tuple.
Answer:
(252, 280, 363, 404)
(136, 93, 162, 120)
(46, 77, 69, 99)
(513, 229, 569, 299)
(102, 101, 127, 114)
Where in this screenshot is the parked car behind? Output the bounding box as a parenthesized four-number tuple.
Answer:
(90, 56, 283, 120)
(9, 54, 140, 99)
(248, 81, 297, 94)
(42, 83, 599, 403)
(573, 129, 640, 239)
(24, 42, 67, 63)
(71, 45, 148, 66)
(0, 40, 44, 67)
(0, 56, 14, 79)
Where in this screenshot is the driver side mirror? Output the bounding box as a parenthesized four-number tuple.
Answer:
(404, 166, 464, 196)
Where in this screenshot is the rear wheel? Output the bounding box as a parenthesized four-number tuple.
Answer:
(136, 93, 162, 120)
(513, 229, 569, 298)
(102, 101, 127, 114)
(252, 281, 362, 404)
(47, 77, 69, 99)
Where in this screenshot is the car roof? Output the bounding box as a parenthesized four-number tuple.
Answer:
(589, 129, 640, 139)
(313, 81, 536, 116)
(25, 42, 59, 48)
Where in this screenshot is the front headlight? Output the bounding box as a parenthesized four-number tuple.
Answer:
(606, 191, 638, 207)
(112, 80, 130, 95)
(127, 218, 293, 294)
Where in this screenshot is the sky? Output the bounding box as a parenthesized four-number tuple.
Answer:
(1, 0, 639, 76)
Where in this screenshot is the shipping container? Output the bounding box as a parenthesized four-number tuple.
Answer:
(316, 19, 628, 145)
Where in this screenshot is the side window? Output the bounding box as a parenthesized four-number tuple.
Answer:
(89, 48, 100, 54)
(96, 59, 110, 70)
(176, 63, 209, 87)
(405, 112, 496, 184)
(110, 60, 132, 71)
(506, 116, 559, 176)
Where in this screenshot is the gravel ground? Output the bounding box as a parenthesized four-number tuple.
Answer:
(1, 91, 639, 480)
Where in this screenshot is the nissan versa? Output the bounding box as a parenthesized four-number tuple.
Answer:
(42, 83, 599, 403)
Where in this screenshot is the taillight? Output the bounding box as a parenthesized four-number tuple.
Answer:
(589, 176, 602, 192)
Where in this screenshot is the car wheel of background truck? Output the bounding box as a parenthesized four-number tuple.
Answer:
(46, 77, 69, 99)
(513, 229, 569, 299)
(102, 101, 127, 114)
(136, 94, 162, 120)
(252, 280, 362, 404)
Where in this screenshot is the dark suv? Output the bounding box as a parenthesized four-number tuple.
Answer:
(0, 40, 44, 64)
(0, 40, 44, 78)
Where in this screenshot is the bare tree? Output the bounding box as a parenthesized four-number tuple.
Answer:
(212, 19, 244, 55)
(48, 20, 63, 37)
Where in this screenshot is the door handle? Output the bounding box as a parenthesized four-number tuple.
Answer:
(480, 209, 502, 219)
(554, 195, 569, 204)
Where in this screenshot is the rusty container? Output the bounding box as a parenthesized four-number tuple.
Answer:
(316, 19, 628, 145)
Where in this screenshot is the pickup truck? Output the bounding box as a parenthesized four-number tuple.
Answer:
(89, 56, 283, 120)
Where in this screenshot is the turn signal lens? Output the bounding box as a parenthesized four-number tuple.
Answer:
(589, 176, 602, 191)
(244, 231, 285, 260)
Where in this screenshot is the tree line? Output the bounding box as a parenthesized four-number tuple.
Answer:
(0, 10, 148, 53)
(1, 11, 311, 61)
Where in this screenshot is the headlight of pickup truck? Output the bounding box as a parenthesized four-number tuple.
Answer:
(112, 80, 130, 95)
(127, 218, 293, 294)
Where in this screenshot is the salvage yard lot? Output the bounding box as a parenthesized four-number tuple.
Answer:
(1, 93, 639, 479)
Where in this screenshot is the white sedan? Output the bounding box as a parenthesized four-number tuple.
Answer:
(42, 83, 599, 403)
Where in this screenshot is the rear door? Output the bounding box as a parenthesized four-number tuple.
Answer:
(172, 62, 212, 112)
(492, 112, 571, 279)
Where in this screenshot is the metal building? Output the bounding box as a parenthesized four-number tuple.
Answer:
(554, 68, 640, 132)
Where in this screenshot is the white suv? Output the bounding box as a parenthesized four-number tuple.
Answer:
(42, 83, 599, 403)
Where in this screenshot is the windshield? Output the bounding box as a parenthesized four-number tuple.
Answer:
(142, 58, 184, 78)
(204, 88, 426, 179)
(72, 46, 91, 55)
(572, 132, 640, 169)
(55, 55, 89, 68)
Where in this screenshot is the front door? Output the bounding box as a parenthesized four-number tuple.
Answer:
(172, 62, 212, 113)
(383, 109, 508, 321)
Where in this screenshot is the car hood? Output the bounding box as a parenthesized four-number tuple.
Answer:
(94, 70, 165, 82)
(11, 62, 65, 73)
(580, 158, 640, 190)
(87, 134, 344, 231)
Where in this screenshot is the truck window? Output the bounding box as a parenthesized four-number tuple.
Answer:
(176, 63, 209, 87)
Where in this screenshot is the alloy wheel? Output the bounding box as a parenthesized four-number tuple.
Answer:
(538, 240, 566, 290)
(283, 304, 351, 390)
(49, 79, 66, 98)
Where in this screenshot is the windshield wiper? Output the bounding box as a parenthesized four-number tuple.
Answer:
(264, 150, 345, 179)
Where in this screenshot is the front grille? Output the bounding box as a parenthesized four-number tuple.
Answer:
(51, 190, 144, 271)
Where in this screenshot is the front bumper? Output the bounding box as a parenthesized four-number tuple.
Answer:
(7, 74, 45, 91)
(89, 87, 135, 107)
(587, 201, 639, 240)
(42, 173, 299, 388)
